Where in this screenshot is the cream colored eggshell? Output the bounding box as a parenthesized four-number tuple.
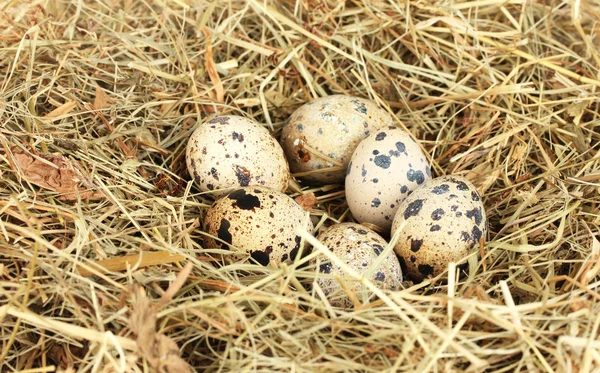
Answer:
(310, 223, 403, 308)
(346, 126, 431, 231)
(186, 115, 290, 196)
(203, 187, 314, 266)
(280, 95, 392, 184)
(391, 176, 487, 281)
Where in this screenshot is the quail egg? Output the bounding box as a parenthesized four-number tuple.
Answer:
(186, 115, 290, 195)
(391, 176, 487, 281)
(346, 126, 431, 231)
(310, 223, 402, 308)
(280, 95, 392, 184)
(203, 187, 313, 265)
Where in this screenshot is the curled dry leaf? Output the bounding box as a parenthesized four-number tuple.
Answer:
(11, 149, 103, 201)
(129, 289, 192, 373)
(295, 192, 317, 211)
(93, 87, 111, 110)
(44, 100, 77, 120)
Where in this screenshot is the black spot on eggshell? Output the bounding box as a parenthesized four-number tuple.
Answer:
(471, 191, 480, 201)
(217, 219, 232, 248)
(375, 132, 387, 141)
(233, 165, 251, 186)
(398, 256, 408, 273)
(372, 178, 379, 183)
(431, 208, 445, 221)
(455, 181, 469, 191)
(296, 124, 304, 130)
(231, 132, 244, 142)
(206, 183, 214, 190)
(281, 253, 288, 262)
(210, 167, 219, 180)
(251, 249, 271, 266)
(361, 166, 367, 177)
(372, 150, 380, 155)
(410, 255, 417, 263)
(371, 198, 381, 208)
(372, 244, 384, 256)
(410, 239, 423, 252)
(358, 229, 368, 235)
(418, 264, 434, 277)
(375, 272, 386, 282)
(374, 154, 391, 169)
(208, 117, 229, 125)
(460, 232, 471, 242)
(395, 142, 407, 155)
(432, 184, 450, 195)
(407, 169, 425, 184)
(319, 262, 332, 274)
(466, 207, 483, 225)
(269, 212, 274, 218)
(430, 225, 441, 232)
(472, 226, 483, 243)
(400, 185, 408, 194)
(403, 199, 424, 219)
(228, 189, 261, 210)
(351, 100, 368, 114)
(290, 236, 302, 260)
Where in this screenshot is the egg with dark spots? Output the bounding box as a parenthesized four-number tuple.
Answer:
(280, 95, 392, 184)
(186, 115, 290, 196)
(346, 127, 431, 231)
(203, 187, 313, 266)
(309, 223, 403, 308)
(391, 176, 487, 282)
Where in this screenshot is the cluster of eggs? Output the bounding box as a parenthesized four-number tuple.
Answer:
(186, 95, 487, 307)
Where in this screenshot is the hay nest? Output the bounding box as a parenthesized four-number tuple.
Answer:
(1, 0, 599, 372)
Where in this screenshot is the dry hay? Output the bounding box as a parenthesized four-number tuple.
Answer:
(1, 0, 600, 372)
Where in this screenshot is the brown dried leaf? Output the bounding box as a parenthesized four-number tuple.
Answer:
(129, 289, 192, 373)
(45, 100, 77, 119)
(202, 28, 224, 104)
(93, 87, 110, 110)
(11, 149, 102, 201)
(295, 192, 317, 211)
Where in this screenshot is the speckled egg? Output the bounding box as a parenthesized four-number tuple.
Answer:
(203, 187, 314, 266)
(310, 223, 403, 308)
(346, 126, 431, 231)
(391, 176, 487, 281)
(186, 115, 290, 195)
(280, 95, 393, 184)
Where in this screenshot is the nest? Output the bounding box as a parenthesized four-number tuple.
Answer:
(1, 0, 599, 372)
